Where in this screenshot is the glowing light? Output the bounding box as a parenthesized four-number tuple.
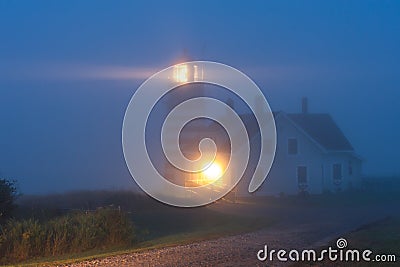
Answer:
(173, 64, 188, 82)
(202, 162, 223, 183)
(193, 65, 198, 81)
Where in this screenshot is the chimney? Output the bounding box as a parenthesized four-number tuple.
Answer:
(302, 97, 308, 114)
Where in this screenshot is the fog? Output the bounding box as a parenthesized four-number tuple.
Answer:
(0, 1, 399, 193)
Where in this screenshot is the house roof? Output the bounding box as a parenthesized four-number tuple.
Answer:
(285, 113, 354, 151)
(177, 111, 355, 153)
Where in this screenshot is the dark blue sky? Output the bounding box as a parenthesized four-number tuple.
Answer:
(0, 1, 399, 193)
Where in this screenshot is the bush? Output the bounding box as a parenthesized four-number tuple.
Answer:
(0, 179, 19, 222)
(0, 208, 135, 263)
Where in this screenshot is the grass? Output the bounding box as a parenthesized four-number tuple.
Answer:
(0, 209, 135, 265)
(291, 216, 400, 266)
(342, 217, 400, 263)
(5, 184, 399, 266)
(241, 189, 400, 211)
(12, 209, 270, 267)
(3, 191, 273, 266)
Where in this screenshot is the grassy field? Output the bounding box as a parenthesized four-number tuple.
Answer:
(13, 212, 269, 267)
(3, 180, 399, 266)
(2, 191, 272, 266)
(346, 217, 400, 252)
(290, 216, 400, 266)
(338, 216, 400, 265)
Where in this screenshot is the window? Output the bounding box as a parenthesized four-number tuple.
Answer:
(333, 163, 342, 181)
(297, 166, 307, 184)
(288, 138, 298, 155)
(348, 160, 353, 175)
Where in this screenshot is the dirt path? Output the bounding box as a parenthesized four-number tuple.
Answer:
(59, 201, 397, 267)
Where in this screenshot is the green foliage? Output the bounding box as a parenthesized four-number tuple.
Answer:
(0, 179, 18, 222)
(0, 208, 135, 263)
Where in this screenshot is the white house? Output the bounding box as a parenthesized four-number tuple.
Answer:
(237, 98, 363, 196)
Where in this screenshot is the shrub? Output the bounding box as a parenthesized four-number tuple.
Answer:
(0, 179, 19, 222)
(0, 208, 135, 263)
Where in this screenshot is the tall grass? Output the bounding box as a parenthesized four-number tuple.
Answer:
(0, 208, 135, 263)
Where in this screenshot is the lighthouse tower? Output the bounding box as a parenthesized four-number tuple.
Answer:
(163, 53, 206, 188)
